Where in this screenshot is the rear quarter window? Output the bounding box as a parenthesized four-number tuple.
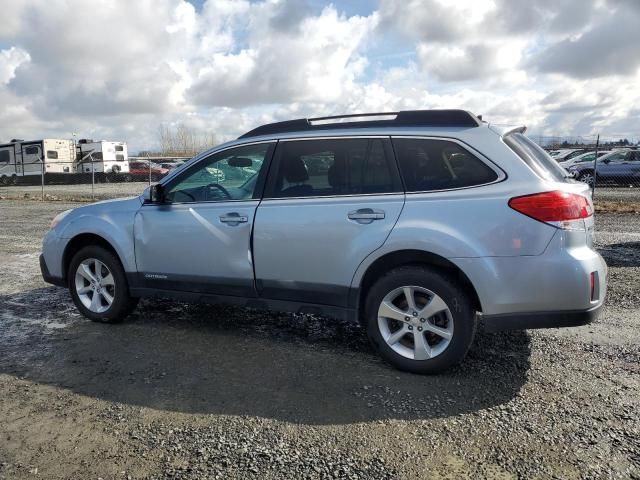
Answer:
(504, 133, 568, 182)
(392, 138, 498, 192)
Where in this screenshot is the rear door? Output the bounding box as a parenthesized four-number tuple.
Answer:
(252, 137, 404, 307)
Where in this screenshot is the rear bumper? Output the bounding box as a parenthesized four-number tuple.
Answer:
(40, 253, 66, 287)
(481, 303, 602, 332)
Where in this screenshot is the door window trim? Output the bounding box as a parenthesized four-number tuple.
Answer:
(262, 136, 404, 200)
(155, 140, 277, 206)
(392, 135, 507, 194)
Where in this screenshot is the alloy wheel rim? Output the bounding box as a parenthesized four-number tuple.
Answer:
(581, 173, 594, 185)
(74, 258, 116, 313)
(377, 286, 454, 361)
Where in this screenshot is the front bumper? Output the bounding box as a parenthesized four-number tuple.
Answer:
(481, 303, 602, 332)
(39, 253, 66, 287)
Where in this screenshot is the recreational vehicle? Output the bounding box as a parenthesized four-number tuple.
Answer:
(76, 140, 129, 179)
(0, 139, 75, 185)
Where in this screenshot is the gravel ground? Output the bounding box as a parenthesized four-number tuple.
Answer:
(0, 199, 638, 479)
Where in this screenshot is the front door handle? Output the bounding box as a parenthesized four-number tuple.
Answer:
(219, 213, 248, 224)
(348, 208, 385, 223)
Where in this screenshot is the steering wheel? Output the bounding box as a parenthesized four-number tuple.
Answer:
(206, 183, 231, 200)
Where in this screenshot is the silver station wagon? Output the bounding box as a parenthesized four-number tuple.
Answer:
(41, 110, 607, 373)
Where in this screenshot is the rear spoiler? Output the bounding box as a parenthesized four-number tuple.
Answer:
(489, 124, 527, 137)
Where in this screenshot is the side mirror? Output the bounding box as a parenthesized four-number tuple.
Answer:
(144, 184, 165, 203)
(603, 159, 610, 164)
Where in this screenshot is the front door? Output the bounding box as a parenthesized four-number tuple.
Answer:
(253, 137, 405, 307)
(133, 142, 275, 297)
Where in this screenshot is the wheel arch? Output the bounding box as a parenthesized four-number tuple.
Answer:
(354, 249, 482, 323)
(62, 233, 124, 283)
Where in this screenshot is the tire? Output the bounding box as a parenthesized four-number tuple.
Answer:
(68, 246, 139, 323)
(364, 266, 477, 374)
(578, 171, 595, 186)
(10, 174, 18, 185)
(0, 175, 8, 186)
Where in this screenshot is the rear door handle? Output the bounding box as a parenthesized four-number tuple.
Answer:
(219, 213, 248, 224)
(348, 208, 385, 222)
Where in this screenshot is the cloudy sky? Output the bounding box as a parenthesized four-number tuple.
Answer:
(1, 0, 639, 152)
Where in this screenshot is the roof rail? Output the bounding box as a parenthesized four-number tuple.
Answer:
(238, 109, 482, 139)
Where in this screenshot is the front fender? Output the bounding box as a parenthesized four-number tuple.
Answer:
(58, 210, 138, 273)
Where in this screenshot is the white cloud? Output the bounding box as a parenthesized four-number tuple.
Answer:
(0, 47, 30, 85)
(0, 0, 637, 151)
(188, 5, 377, 107)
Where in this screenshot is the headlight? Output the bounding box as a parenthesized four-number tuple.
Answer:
(50, 209, 72, 230)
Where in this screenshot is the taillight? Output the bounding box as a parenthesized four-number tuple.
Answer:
(509, 191, 593, 229)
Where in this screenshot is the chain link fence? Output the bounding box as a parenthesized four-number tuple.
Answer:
(536, 134, 640, 206)
(0, 157, 189, 201)
(1, 135, 639, 206)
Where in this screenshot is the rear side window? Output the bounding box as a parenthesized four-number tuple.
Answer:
(267, 138, 400, 198)
(504, 133, 568, 182)
(393, 138, 498, 192)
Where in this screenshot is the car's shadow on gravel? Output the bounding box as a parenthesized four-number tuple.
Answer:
(598, 242, 640, 267)
(0, 287, 531, 425)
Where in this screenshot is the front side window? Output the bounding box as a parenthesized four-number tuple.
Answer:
(602, 152, 626, 163)
(579, 153, 595, 163)
(393, 138, 498, 192)
(47, 150, 58, 159)
(165, 143, 273, 203)
(267, 138, 399, 198)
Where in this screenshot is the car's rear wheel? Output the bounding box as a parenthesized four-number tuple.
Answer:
(365, 266, 477, 374)
(68, 246, 138, 323)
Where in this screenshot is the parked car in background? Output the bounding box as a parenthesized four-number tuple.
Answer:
(553, 149, 587, 162)
(40, 109, 607, 374)
(569, 149, 640, 186)
(160, 161, 186, 171)
(128, 161, 170, 182)
(559, 150, 611, 169)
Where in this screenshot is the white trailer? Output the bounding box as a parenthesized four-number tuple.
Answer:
(76, 140, 129, 178)
(0, 138, 75, 185)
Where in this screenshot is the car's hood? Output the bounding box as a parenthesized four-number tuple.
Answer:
(66, 195, 143, 219)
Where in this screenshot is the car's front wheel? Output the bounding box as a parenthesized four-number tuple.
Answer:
(578, 171, 595, 186)
(365, 266, 477, 374)
(68, 246, 139, 323)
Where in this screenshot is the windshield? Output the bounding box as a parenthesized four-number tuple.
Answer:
(504, 133, 569, 182)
